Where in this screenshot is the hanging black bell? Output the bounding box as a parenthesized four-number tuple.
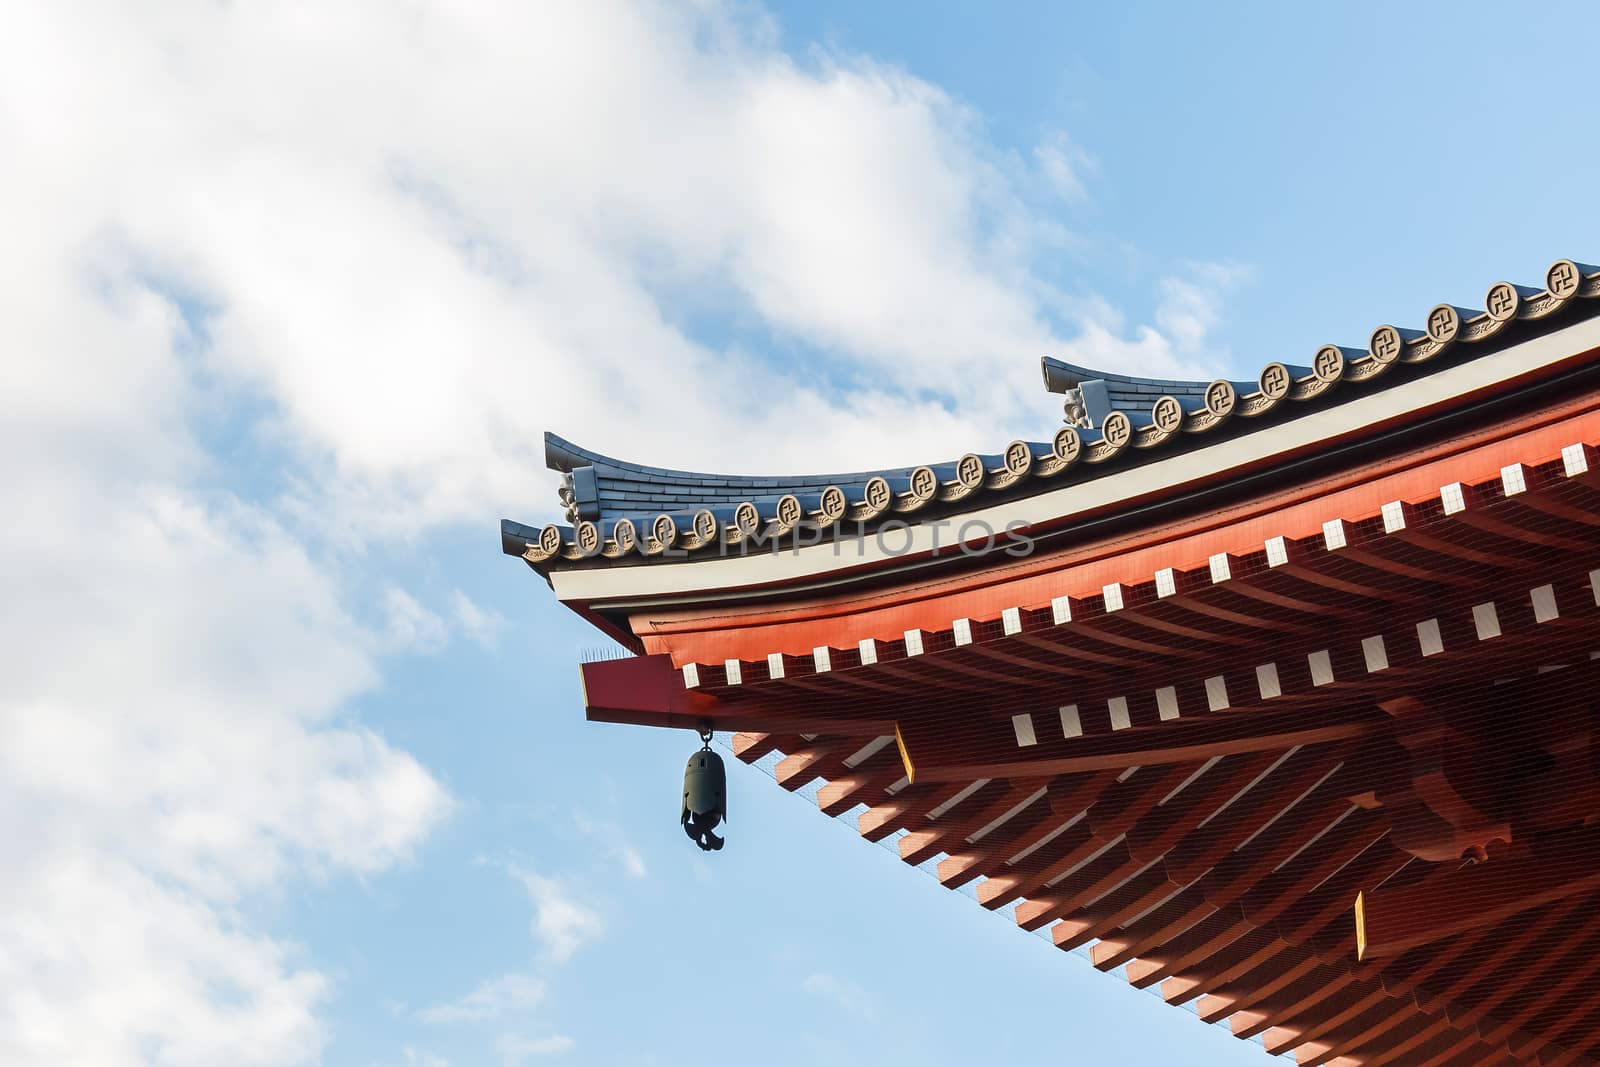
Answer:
(681, 729, 727, 851)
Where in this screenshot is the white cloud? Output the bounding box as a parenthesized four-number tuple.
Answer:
(0, 1, 1247, 1062)
(573, 813, 649, 881)
(513, 870, 605, 965)
(801, 971, 878, 1022)
(1034, 131, 1095, 203)
(1, 8, 461, 1060)
(381, 587, 502, 653)
(451, 590, 506, 649)
(3, 0, 1221, 550)
(497, 1034, 576, 1063)
(1155, 261, 1251, 356)
(390, 1049, 451, 1067)
(1037, 261, 1247, 419)
(0, 480, 450, 1063)
(0, 851, 328, 1066)
(618, 845, 649, 881)
(420, 974, 547, 1025)
(383, 587, 452, 654)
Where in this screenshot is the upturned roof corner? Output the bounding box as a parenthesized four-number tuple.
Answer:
(506, 259, 1600, 570)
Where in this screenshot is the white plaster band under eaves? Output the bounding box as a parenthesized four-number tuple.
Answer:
(552, 316, 1600, 604)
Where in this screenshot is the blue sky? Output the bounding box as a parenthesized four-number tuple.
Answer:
(6, 2, 1600, 1065)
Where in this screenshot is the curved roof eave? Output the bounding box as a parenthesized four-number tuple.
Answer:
(506, 259, 1600, 572)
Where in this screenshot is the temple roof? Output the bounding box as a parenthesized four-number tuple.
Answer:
(505, 258, 1600, 570)
(541, 431, 929, 530)
(1039, 357, 1260, 427)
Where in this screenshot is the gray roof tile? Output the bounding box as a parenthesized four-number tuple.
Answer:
(516, 259, 1600, 568)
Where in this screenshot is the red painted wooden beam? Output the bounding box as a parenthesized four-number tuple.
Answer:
(894, 704, 1383, 783)
(1355, 829, 1600, 960)
(580, 653, 714, 728)
(580, 653, 893, 734)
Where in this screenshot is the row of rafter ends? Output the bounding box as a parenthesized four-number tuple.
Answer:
(514, 259, 1600, 564)
(733, 652, 1600, 1062)
(678, 442, 1600, 701)
(731, 753, 1598, 1067)
(768, 735, 1600, 1067)
(741, 731, 1600, 1066)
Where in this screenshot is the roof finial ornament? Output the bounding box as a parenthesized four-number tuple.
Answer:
(1061, 387, 1092, 429)
(558, 472, 578, 523)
